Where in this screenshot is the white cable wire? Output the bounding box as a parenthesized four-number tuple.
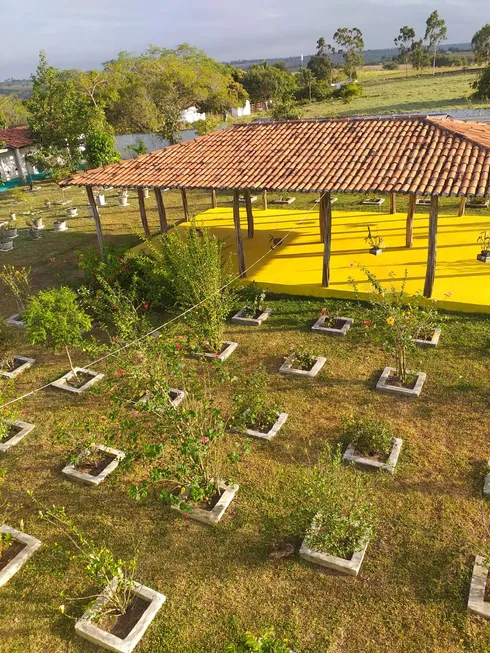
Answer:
(0, 195, 325, 409)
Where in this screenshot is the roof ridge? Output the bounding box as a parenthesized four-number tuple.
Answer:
(231, 115, 430, 128)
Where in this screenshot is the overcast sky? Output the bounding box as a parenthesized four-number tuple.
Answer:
(1, 0, 487, 79)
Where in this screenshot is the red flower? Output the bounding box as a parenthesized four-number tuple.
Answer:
(183, 514, 190, 519)
(202, 436, 209, 444)
(143, 303, 149, 310)
(363, 320, 373, 327)
(175, 344, 181, 350)
(132, 410, 139, 416)
(160, 435, 166, 441)
(215, 353, 220, 358)
(113, 336, 119, 343)
(21, 409, 26, 415)
(163, 515, 168, 519)
(117, 369, 125, 376)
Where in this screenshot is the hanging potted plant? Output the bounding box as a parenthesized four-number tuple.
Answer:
(477, 231, 490, 263)
(364, 226, 384, 255)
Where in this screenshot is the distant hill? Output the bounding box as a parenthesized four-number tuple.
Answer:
(0, 79, 33, 99)
(228, 43, 473, 71)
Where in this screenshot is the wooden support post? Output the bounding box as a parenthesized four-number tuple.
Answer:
(423, 196, 439, 298)
(262, 189, 268, 211)
(137, 188, 150, 237)
(211, 189, 217, 208)
(390, 192, 397, 214)
(321, 192, 333, 287)
(406, 194, 415, 248)
(154, 188, 168, 232)
(233, 190, 246, 277)
(458, 196, 466, 217)
(245, 190, 254, 238)
(86, 186, 104, 253)
(319, 194, 325, 243)
(181, 188, 189, 221)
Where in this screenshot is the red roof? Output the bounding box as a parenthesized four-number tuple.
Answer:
(0, 126, 32, 149)
(63, 116, 490, 197)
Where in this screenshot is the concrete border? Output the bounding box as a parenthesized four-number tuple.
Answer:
(468, 556, 490, 620)
(376, 366, 426, 398)
(62, 445, 126, 487)
(0, 355, 35, 379)
(279, 356, 326, 378)
(343, 438, 403, 474)
(0, 525, 42, 588)
(6, 314, 26, 329)
(51, 367, 105, 394)
(0, 420, 35, 453)
(413, 328, 441, 348)
(171, 482, 239, 525)
(231, 307, 271, 326)
(138, 389, 186, 410)
(311, 316, 353, 337)
(200, 341, 238, 362)
(75, 578, 166, 653)
(239, 410, 288, 441)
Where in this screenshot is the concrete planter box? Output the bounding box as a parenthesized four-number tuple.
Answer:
(468, 556, 490, 620)
(75, 577, 166, 653)
(66, 207, 78, 217)
(239, 195, 257, 203)
(412, 328, 441, 348)
(314, 197, 337, 204)
(33, 217, 44, 229)
(271, 197, 296, 204)
(119, 197, 129, 207)
(231, 307, 271, 326)
(467, 201, 489, 209)
(138, 388, 186, 410)
(0, 525, 42, 588)
(171, 481, 238, 525)
(238, 409, 288, 441)
(369, 247, 383, 256)
(53, 220, 67, 231)
(477, 253, 490, 263)
(51, 367, 105, 394)
(6, 228, 17, 239)
(0, 355, 35, 379)
(361, 198, 384, 206)
(96, 194, 106, 206)
(483, 460, 490, 496)
(300, 516, 369, 577)
(6, 314, 26, 329)
(312, 316, 353, 337)
(62, 444, 126, 486)
(0, 420, 35, 453)
(416, 199, 431, 206)
(343, 438, 403, 474)
(197, 341, 238, 362)
(376, 366, 426, 398)
(0, 239, 14, 251)
(279, 356, 326, 378)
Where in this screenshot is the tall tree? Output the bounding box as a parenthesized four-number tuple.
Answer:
(242, 64, 297, 107)
(299, 68, 314, 102)
(472, 24, 490, 65)
(333, 28, 364, 80)
(394, 26, 416, 77)
(410, 39, 430, 72)
(307, 37, 335, 84)
(424, 11, 447, 75)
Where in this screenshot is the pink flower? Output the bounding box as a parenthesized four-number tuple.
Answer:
(21, 409, 26, 414)
(160, 435, 166, 441)
(202, 436, 209, 444)
(40, 442, 46, 448)
(215, 353, 220, 358)
(163, 515, 168, 519)
(132, 410, 139, 416)
(175, 344, 181, 350)
(143, 303, 149, 310)
(363, 320, 373, 327)
(117, 369, 125, 376)
(113, 336, 119, 343)
(183, 514, 190, 519)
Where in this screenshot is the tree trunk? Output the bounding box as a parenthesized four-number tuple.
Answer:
(233, 190, 246, 277)
(321, 192, 333, 287)
(423, 196, 439, 298)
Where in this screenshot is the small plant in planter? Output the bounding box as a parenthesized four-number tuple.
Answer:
(279, 345, 326, 378)
(477, 231, 490, 263)
(232, 368, 287, 441)
(341, 414, 402, 474)
(312, 306, 353, 336)
(1, 265, 32, 327)
(232, 282, 271, 326)
(24, 287, 102, 393)
(364, 225, 385, 255)
(226, 627, 292, 652)
(44, 197, 51, 209)
(34, 502, 165, 652)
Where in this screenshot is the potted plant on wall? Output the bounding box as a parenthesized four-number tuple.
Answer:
(477, 231, 490, 263)
(364, 226, 385, 255)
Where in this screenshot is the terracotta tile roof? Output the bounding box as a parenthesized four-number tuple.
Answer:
(0, 126, 32, 149)
(63, 116, 490, 197)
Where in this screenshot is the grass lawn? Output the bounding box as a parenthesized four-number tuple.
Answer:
(2, 242, 490, 651)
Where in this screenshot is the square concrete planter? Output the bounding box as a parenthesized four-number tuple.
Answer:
(483, 460, 490, 496)
(0, 420, 35, 453)
(231, 307, 271, 326)
(198, 341, 238, 362)
(412, 328, 441, 348)
(477, 253, 490, 263)
(53, 220, 67, 231)
(343, 438, 403, 474)
(62, 445, 126, 487)
(312, 316, 353, 336)
(0, 355, 35, 379)
(416, 199, 431, 206)
(239, 409, 288, 441)
(376, 366, 426, 398)
(467, 200, 489, 209)
(51, 367, 105, 394)
(171, 482, 239, 525)
(468, 556, 490, 620)
(361, 198, 384, 206)
(0, 239, 14, 252)
(300, 516, 369, 577)
(138, 388, 186, 410)
(369, 247, 383, 256)
(75, 577, 166, 653)
(279, 356, 326, 378)
(6, 314, 26, 329)
(0, 525, 42, 587)
(314, 197, 337, 204)
(239, 195, 257, 203)
(271, 197, 296, 204)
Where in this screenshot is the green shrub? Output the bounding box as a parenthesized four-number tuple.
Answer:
(338, 83, 363, 103)
(242, 282, 266, 317)
(341, 414, 394, 457)
(226, 627, 291, 652)
(232, 367, 280, 432)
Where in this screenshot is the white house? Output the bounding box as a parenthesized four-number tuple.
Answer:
(181, 106, 206, 124)
(0, 126, 35, 183)
(229, 100, 251, 118)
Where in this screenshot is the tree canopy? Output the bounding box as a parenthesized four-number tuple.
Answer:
(472, 24, 490, 65)
(394, 26, 416, 77)
(424, 11, 447, 74)
(241, 62, 296, 106)
(333, 27, 364, 80)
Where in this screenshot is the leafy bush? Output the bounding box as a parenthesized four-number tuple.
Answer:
(242, 282, 266, 317)
(286, 345, 318, 371)
(0, 265, 31, 314)
(270, 100, 303, 120)
(338, 83, 363, 103)
(226, 627, 291, 653)
(473, 66, 490, 99)
(341, 414, 394, 457)
(232, 367, 280, 432)
(382, 61, 399, 70)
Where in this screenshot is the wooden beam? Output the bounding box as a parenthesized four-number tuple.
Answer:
(181, 188, 190, 221)
(319, 194, 325, 243)
(262, 189, 268, 211)
(406, 194, 415, 248)
(233, 190, 246, 277)
(245, 190, 254, 238)
(86, 186, 104, 252)
(211, 189, 217, 208)
(154, 188, 168, 232)
(321, 192, 333, 287)
(423, 196, 439, 298)
(137, 188, 150, 237)
(458, 196, 466, 217)
(390, 192, 397, 214)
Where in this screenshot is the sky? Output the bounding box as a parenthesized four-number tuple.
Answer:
(1, 0, 487, 79)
